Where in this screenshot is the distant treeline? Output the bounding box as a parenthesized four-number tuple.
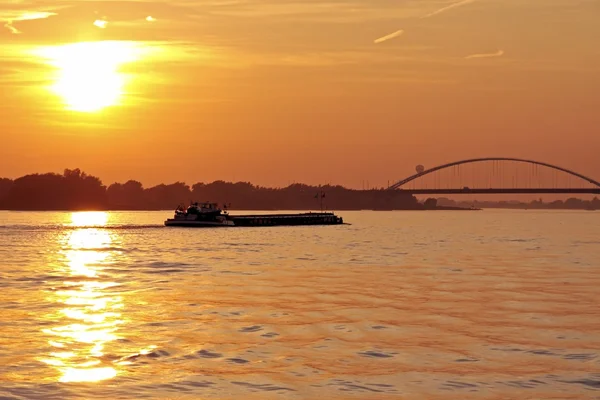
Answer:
(0, 169, 423, 211)
(437, 197, 600, 210)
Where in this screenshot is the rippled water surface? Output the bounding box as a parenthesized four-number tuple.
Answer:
(1, 210, 599, 399)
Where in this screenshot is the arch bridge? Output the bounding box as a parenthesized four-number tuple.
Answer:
(388, 157, 600, 195)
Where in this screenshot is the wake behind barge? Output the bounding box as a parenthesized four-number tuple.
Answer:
(164, 202, 344, 228)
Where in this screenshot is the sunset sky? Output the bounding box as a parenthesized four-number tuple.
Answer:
(1, 0, 599, 188)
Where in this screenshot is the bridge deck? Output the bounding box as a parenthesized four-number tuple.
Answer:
(399, 188, 600, 195)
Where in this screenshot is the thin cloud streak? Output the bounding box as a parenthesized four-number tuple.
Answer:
(465, 50, 504, 59)
(2, 11, 57, 34)
(421, 0, 476, 18)
(4, 22, 20, 34)
(374, 29, 404, 44)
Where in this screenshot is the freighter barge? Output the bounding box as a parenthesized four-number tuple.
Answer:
(164, 202, 344, 228)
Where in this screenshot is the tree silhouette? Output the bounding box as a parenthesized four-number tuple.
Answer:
(107, 180, 145, 209)
(1, 170, 106, 210)
(0, 178, 13, 203)
(2, 169, 596, 211)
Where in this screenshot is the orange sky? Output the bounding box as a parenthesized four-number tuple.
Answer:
(1, 0, 599, 189)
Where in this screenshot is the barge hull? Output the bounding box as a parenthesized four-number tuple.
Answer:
(230, 213, 342, 227)
(164, 220, 234, 227)
(165, 212, 343, 227)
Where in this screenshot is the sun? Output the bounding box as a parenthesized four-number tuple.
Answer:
(34, 41, 143, 112)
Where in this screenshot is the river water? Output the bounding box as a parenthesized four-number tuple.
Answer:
(0, 210, 598, 399)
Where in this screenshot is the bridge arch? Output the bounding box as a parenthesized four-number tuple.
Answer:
(388, 157, 600, 190)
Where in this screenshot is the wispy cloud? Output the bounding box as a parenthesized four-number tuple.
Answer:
(374, 29, 404, 44)
(2, 11, 56, 34)
(93, 19, 108, 29)
(4, 22, 20, 34)
(465, 49, 504, 59)
(421, 0, 476, 18)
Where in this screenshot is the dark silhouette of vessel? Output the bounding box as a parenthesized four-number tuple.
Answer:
(164, 202, 344, 227)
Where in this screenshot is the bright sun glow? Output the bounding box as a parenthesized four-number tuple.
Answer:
(34, 41, 144, 112)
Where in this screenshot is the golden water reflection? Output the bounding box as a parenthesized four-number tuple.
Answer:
(41, 212, 123, 383)
(70, 211, 109, 228)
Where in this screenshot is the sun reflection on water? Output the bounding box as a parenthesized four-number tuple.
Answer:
(70, 211, 109, 227)
(41, 212, 123, 383)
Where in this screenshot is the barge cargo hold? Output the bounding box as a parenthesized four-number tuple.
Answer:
(164, 202, 344, 228)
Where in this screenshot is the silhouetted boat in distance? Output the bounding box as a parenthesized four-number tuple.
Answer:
(164, 202, 345, 227)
